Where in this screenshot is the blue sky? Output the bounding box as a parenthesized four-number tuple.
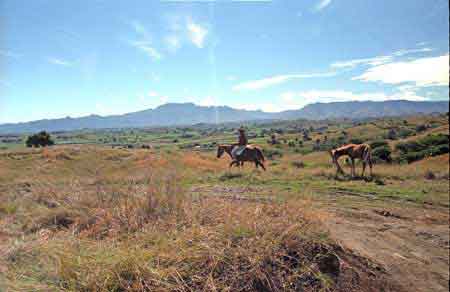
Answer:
(0, 0, 448, 123)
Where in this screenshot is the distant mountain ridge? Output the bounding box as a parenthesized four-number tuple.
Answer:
(0, 100, 448, 134)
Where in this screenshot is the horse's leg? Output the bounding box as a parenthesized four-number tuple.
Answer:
(258, 160, 266, 171)
(362, 161, 366, 177)
(351, 158, 355, 177)
(368, 157, 373, 177)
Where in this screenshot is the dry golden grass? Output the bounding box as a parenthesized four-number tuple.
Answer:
(1, 146, 347, 292)
(1, 128, 447, 291)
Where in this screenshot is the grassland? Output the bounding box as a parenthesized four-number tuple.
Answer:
(0, 114, 448, 291)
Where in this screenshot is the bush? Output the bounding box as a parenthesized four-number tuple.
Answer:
(420, 134, 449, 147)
(394, 134, 449, 163)
(264, 148, 283, 160)
(424, 170, 436, 180)
(370, 140, 388, 149)
(372, 145, 392, 162)
(349, 138, 363, 144)
(400, 151, 426, 163)
(397, 128, 415, 139)
(25, 131, 54, 147)
(415, 124, 428, 132)
(291, 161, 305, 168)
(386, 129, 397, 140)
(395, 141, 422, 153)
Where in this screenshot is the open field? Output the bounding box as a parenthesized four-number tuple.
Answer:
(0, 114, 449, 291)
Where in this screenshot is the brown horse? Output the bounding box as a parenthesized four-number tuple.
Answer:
(217, 144, 266, 171)
(329, 143, 373, 177)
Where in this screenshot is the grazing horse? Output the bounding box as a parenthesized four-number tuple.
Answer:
(329, 143, 373, 177)
(217, 144, 266, 171)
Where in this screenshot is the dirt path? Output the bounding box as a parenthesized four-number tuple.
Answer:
(192, 184, 450, 292)
(326, 203, 449, 292)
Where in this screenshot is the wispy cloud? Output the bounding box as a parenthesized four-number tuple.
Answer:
(293, 89, 426, 102)
(198, 95, 217, 106)
(128, 20, 163, 61)
(232, 72, 336, 91)
(131, 20, 152, 40)
(130, 41, 163, 60)
(164, 35, 181, 53)
(0, 50, 22, 59)
(331, 56, 393, 69)
(269, 88, 428, 112)
(331, 47, 434, 69)
(138, 90, 169, 106)
(47, 57, 73, 67)
(313, 0, 332, 12)
(353, 54, 449, 87)
(186, 18, 208, 48)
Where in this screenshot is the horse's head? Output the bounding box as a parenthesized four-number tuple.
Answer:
(217, 145, 225, 158)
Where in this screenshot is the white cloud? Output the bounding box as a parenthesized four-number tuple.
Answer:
(257, 88, 428, 112)
(138, 91, 169, 107)
(392, 47, 433, 57)
(331, 47, 434, 69)
(130, 41, 163, 61)
(232, 72, 336, 91)
(128, 20, 162, 61)
(233, 103, 279, 113)
(314, 0, 332, 12)
(331, 56, 393, 69)
(151, 73, 161, 82)
(294, 89, 426, 102)
(226, 75, 237, 81)
(131, 20, 151, 40)
(199, 96, 217, 106)
(148, 91, 158, 97)
(353, 54, 449, 87)
(47, 57, 73, 67)
(0, 50, 21, 58)
(186, 19, 208, 48)
(164, 35, 181, 53)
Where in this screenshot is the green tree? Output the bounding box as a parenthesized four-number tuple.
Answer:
(25, 131, 54, 147)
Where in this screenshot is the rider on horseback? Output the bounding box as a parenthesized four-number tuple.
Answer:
(231, 126, 248, 159)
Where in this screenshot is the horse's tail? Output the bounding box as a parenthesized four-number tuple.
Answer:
(363, 144, 372, 163)
(255, 147, 265, 162)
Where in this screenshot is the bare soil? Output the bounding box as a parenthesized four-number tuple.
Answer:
(193, 185, 450, 292)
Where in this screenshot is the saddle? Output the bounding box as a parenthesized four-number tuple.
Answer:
(233, 144, 254, 157)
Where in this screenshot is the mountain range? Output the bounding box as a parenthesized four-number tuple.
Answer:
(1, 100, 448, 134)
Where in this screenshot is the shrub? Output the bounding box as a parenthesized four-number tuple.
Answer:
(25, 131, 54, 147)
(386, 129, 397, 140)
(400, 151, 426, 163)
(420, 134, 449, 147)
(291, 161, 306, 168)
(372, 146, 392, 162)
(370, 140, 388, 149)
(349, 138, 363, 144)
(415, 124, 428, 132)
(264, 148, 283, 160)
(397, 128, 415, 138)
(395, 141, 422, 153)
(424, 170, 436, 180)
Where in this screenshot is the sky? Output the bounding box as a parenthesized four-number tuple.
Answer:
(0, 0, 448, 123)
